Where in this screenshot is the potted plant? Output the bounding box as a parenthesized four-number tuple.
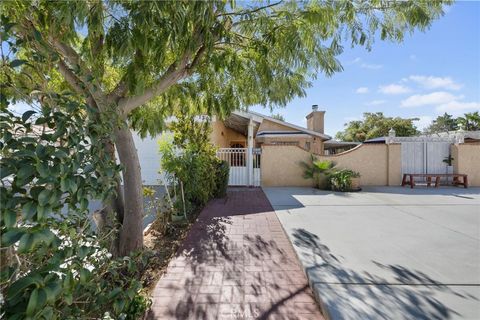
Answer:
(443, 155, 454, 174)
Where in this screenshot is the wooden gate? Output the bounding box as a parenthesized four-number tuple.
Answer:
(393, 137, 454, 175)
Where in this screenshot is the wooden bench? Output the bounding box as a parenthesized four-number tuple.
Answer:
(401, 173, 468, 189)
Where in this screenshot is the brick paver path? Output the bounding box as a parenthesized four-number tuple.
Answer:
(148, 189, 324, 320)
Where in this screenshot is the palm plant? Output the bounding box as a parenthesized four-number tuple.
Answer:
(300, 155, 336, 189)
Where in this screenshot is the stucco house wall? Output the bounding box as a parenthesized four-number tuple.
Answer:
(257, 119, 298, 132)
(210, 121, 247, 148)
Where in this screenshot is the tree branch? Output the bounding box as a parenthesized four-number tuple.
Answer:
(58, 59, 99, 109)
(48, 36, 105, 104)
(217, 1, 283, 17)
(117, 55, 191, 116)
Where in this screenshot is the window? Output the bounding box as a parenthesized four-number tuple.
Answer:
(305, 141, 311, 150)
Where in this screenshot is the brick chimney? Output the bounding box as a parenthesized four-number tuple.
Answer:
(306, 105, 325, 134)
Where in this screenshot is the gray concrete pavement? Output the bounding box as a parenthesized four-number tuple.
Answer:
(263, 186, 480, 320)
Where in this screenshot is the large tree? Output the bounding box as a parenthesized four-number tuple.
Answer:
(336, 112, 420, 142)
(1, 0, 450, 254)
(457, 111, 480, 131)
(424, 112, 458, 134)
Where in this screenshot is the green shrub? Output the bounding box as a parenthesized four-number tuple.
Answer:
(214, 160, 229, 198)
(1, 103, 150, 319)
(327, 169, 360, 192)
(159, 114, 221, 216)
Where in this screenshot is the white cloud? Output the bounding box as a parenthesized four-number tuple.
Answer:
(436, 101, 480, 113)
(409, 54, 417, 61)
(408, 75, 462, 90)
(361, 63, 383, 70)
(365, 100, 386, 106)
(379, 84, 411, 95)
(413, 116, 433, 131)
(355, 87, 369, 94)
(345, 57, 361, 65)
(401, 91, 460, 107)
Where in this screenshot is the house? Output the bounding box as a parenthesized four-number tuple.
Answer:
(210, 105, 332, 154)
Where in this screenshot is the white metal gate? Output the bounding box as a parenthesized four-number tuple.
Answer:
(216, 148, 261, 186)
(393, 137, 454, 175)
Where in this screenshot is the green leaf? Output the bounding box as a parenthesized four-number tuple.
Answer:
(22, 110, 36, 122)
(113, 297, 126, 314)
(22, 201, 37, 220)
(7, 273, 43, 299)
(1, 228, 25, 246)
(18, 233, 33, 253)
(69, 180, 78, 194)
(53, 150, 68, 159)
(44, 281, 61, 303)
(37, 189, 51, 206)
(36, 205, 52, 220)
(0, 165, 14, 179)
(9, 59, 27, 68)
(17, 165, 35, 180)
(79, 268, 90, 283)
(3, 209, 17, 228)
(26, 287, 46, 316)
(36, 162, 50, 178)
(36, 228, 56, 245)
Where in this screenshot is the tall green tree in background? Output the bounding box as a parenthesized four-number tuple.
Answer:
(457, 112, 480, 131)
(336, 112, 420, 142)
(424, 112, 458, 134)
(1, 0, 451, 255)
(423, 112, 480, 134)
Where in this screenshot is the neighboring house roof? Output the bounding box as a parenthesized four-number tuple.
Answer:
(363, 137, 386, 144)
(324, 140, 361, 148)
(232, 110, 332, 141)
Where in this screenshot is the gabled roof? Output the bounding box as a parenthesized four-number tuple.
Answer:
(232, 110, 332, 141)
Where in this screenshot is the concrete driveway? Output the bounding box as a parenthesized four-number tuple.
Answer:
(263, 186, 480, 320)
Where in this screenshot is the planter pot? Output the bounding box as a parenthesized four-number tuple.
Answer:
(446, 166, 453, 174)
(315, 174, 329, 189)
(171, 214, 186, 223)
(350, 177, 361, 190)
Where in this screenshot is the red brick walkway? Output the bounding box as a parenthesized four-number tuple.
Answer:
(148, 189, 324, 320)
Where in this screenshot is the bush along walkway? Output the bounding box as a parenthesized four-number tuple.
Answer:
(148, 188, 324, 320)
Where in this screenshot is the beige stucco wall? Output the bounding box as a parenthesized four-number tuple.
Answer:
(261, 145, 314, 187)
(261, 144, 402, 187)
(317, 144, 389, 186)
(257, 119, 298, 132)
(451, 144, 480, 186)
(387, 143, 402, 186)
(210, 121, 247, 148)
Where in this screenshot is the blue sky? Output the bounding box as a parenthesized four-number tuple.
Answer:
(250, 1, 480, 136)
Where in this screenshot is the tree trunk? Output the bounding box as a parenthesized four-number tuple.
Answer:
(114, 124, 144, 255)
(103, 139, 125, 224)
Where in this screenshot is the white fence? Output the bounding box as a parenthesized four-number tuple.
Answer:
(216, 148, 261, 186)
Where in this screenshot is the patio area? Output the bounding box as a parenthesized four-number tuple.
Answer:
(264, 186, 480, 320)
